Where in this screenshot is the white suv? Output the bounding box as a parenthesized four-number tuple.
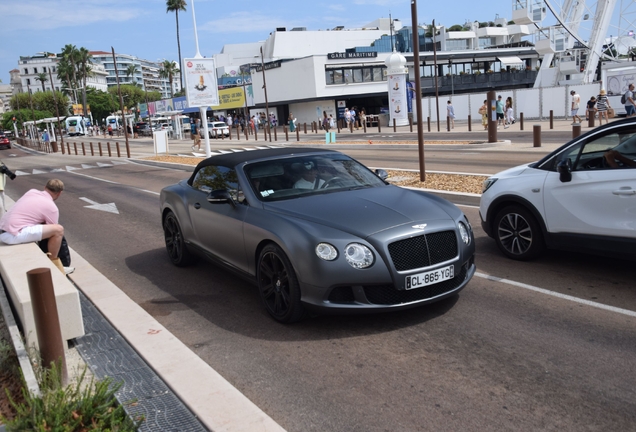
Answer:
(480, 118, 636, 260)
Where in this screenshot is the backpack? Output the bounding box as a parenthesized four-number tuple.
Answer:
(621, 92, 628, 104)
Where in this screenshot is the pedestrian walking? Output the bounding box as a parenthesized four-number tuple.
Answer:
(446, 100, 455, 129)
(570, 90, 582, 123)
(496, 95, 505, 128)
(596, 89, 611, 125)
(623, 84, 636, 117)
(478, 100, 488, 130)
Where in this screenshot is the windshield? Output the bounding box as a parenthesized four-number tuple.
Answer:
(68, 120, 78, 126)
(244, 154, 386, 202)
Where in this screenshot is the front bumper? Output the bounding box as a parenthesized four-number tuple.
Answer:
(301, 256, 475, 314)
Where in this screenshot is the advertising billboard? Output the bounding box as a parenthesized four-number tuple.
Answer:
(183, 58, 219, 107)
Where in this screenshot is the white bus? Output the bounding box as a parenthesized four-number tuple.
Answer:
(65, 116, 87, 136)
(106, 115, 121, 131)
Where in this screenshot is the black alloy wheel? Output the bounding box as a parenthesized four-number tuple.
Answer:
(163, 212, 194, 266)
(494, 205, 544, 260)
(257, 244, 305, 323)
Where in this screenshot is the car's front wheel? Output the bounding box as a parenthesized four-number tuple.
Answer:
(257, 244, 305, 323)
(494, 205, 545, 260)
(163, 211, 194, 266)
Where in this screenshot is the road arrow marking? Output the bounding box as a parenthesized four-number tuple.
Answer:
(66, 166, 80, 171)
(96, 162, 113, 167)
(81, 164, 96, 169)
(32, 169, 48, 174)
(79, 197, 119, 214)
(15, 170, 30, 176)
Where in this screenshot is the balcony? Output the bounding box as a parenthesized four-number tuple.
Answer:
(419, 70, 538, 95)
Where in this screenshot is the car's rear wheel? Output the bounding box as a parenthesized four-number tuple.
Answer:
(163, 211, 194, 266)
(494, 205, 545, 260)
(257, 244, 305, 323)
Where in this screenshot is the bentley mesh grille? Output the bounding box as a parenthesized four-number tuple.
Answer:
(388, 231, 458, 271)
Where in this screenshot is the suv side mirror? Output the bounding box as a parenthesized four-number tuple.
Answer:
(375, 169, 389, 181)
(557, 159, 572, 183)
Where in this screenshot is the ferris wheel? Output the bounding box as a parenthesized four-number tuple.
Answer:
(513, 0, 635, 87)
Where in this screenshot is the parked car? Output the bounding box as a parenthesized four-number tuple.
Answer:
(160, 148, 476, 323)
(0, 134, 11, 150)
(135, 122, 152, 137)
(200, 121, 230, 138)
(480, 117, 636, 260)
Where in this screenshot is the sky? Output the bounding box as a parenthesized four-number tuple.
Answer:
(0, 0, 630, 86)
(0, 0, 512, 85)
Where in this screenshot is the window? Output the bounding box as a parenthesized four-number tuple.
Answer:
(344, 68, 354, 84)
(192, 166, 240, 199)
(363, 68, 372, 81)
(373, 67, 384, 81)
(43, 67, 46, 72)
(325, 70, 334, 85)
(24, 68, 28, 74)
(333, 70, 343, 84)
(353, 69, 363, 83)
(326, 66, 386, 85)
(33, 67, 38, 73)
(26, 79, 31, 85)
(555, 129, 636, 171)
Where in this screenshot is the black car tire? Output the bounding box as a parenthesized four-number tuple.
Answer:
(163, 211, 194, 266)
(257, 244, 305, 323)
(494, 205, 545, 260)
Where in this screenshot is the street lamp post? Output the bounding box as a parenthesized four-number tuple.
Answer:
(48, 66, 64, 151)
(111, 47, 131, 157)
(259, 46, 271, 142)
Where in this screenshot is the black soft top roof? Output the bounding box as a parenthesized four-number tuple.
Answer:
(187, 147, 338, 185)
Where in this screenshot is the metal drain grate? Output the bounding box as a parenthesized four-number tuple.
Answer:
(74, 291, 208, 432)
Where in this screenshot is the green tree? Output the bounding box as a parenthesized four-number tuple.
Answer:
(35, 72, 48, 92)
(86, 88, 118, 124)
(32, 91, 70, 116)
(108, 84, 147, 110)
(76, 47, 93, 115)
(61, 44, 80, 98)
(159, 60, 180, 97)
(166, 0, 186, 90)
(146, 91, 163, 102)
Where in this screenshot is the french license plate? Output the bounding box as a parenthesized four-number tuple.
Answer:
(405, 265, 454, 290)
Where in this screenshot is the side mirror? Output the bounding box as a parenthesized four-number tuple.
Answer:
(375, 168, 389, 181)
(207, 189, 236, 207)
(557, 159, 572, 183)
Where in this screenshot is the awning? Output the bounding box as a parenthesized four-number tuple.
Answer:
(497, 56, 524, 66)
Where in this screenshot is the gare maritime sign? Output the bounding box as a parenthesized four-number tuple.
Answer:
(328, 52, 378, 60)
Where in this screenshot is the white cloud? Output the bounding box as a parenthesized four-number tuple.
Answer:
(199, 11, 290, 33)
(0, 0, 143, 31)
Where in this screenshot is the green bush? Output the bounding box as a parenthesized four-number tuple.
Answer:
(2, 364, 143, 431)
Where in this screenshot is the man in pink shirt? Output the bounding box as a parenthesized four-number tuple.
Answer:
(0, 179, 67, 274)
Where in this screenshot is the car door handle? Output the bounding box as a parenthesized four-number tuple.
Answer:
(612, 188, 636, 196)
(194, 203, 201, 209)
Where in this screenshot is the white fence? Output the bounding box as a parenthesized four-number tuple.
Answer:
(415, 82, 602, 123)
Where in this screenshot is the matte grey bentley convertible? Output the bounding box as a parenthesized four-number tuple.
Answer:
(160, 148, 476, 323)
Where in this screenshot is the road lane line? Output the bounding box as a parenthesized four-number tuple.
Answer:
(68, 172, 160, 196)
(475, 271, 636, 318)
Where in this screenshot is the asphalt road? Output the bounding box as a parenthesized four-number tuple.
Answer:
(3, 147, 635, 431)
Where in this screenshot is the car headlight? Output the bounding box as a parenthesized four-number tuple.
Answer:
(344, 243, 374, 269)
(482, 177, 498, 193)
(458, 222, 471, 245)
(316, 243, 338, 261)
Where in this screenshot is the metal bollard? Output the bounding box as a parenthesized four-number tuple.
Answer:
(90, 142, 94, 156)
(237, 127, 240, 140)
(588, 111, 595, 128)
(98, 142, 103, 156)
(81, 142, 86, 155)
(378, 119, 381, 133)
(409, 116, 413, 132)
(107, 142, 112, 157)
(468, 115, 472, 132)
(27, 268, 68, 386)
(520, 113, 524, 131)
(273, 126, 277, 141)
(125, 141, 130, 158)
(296, 127, 300, 141)
(427, 116, 431, 132)
(447, 116, 450, 132)
(116, 142, 121, 158)
(304, 123, 307, 134)
(533, 124, 542, 147)
(572, 123, 582, 138)
(73, 143, 78, 155)
(67, 142, 71, 154)
(393, 118, 396, 133)
(549, 110, 554, 129)
(350, 121, 354, 133)
(254, 127, 258, 141)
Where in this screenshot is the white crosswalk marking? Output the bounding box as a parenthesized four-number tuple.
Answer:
(32, 169, 48, 174)
(66, 166, 80, 171)
(81, 164, 97, 169)
(15, 170, 30, 176)
(96, 162, 113, 167)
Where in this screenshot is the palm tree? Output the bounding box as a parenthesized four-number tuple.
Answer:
(76, 47, 93, 116)
(125, 64, 139, 86)
(61, 44, 80, 101)
(159, 60, 180, 97)
(166, 0, 186, 90)
(35, 72, 48, 92)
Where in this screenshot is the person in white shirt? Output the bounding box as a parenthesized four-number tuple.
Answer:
(293, 162, 325, 189)
(570, 90, 581, 124)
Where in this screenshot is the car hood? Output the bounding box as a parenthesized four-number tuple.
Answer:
(492, 163, 534, 178)
(264, 186, 454, 238)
